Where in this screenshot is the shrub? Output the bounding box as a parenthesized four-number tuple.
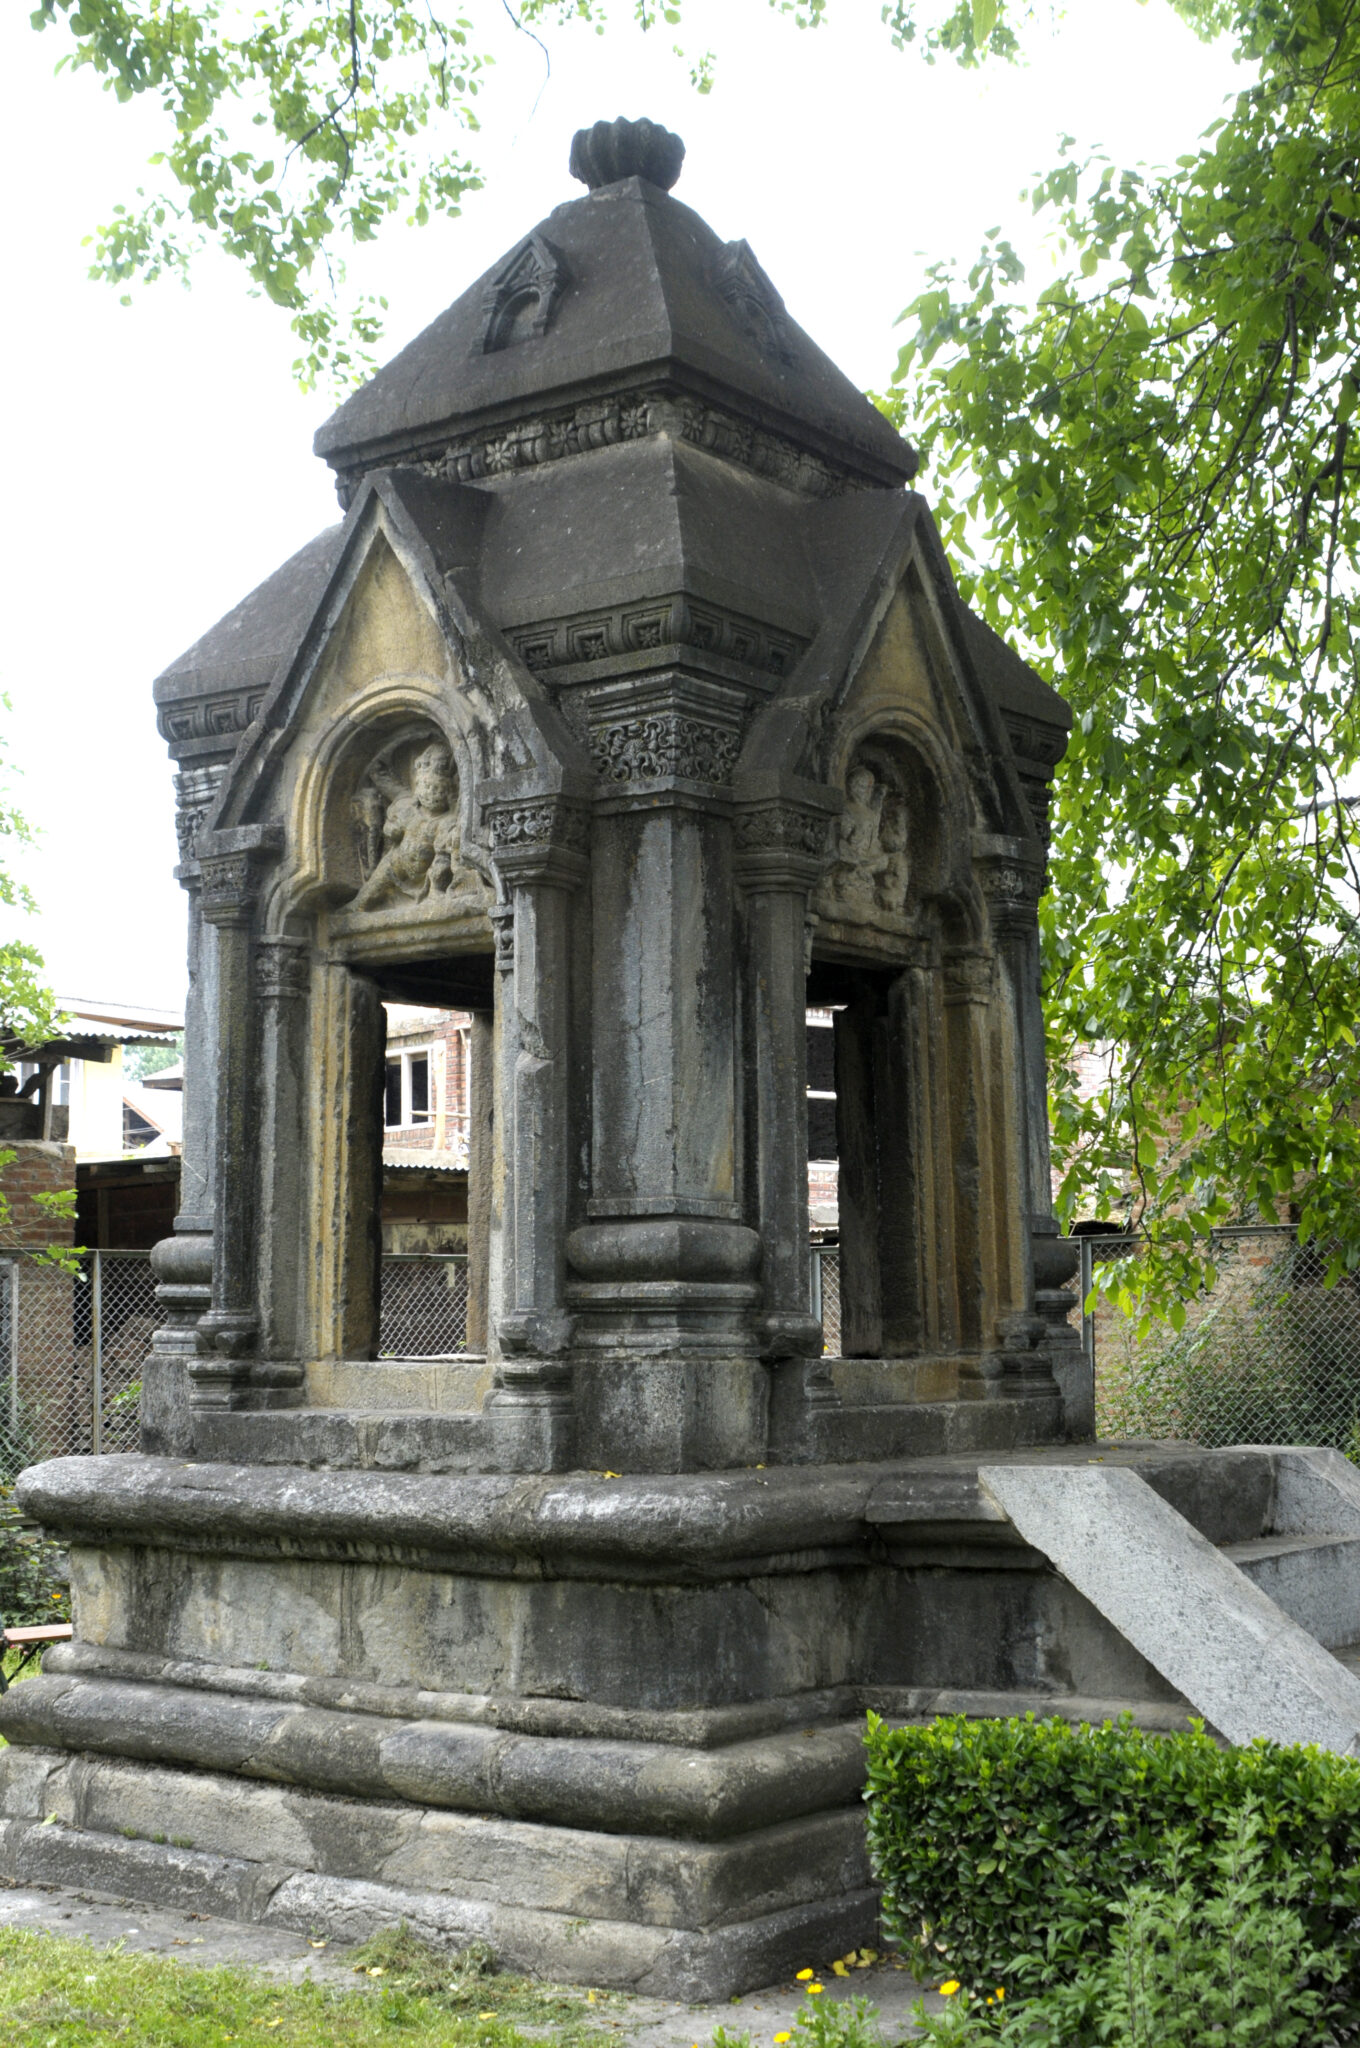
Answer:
(0, 1483, 69, 1628)
(909, 1805, 1347, 2046)
(863, 1712, 1360, 2021)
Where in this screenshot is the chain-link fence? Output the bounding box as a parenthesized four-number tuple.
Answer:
(0, 1250, 472, 1475)
(812, 1246, 842, 1355)
(378, 1254, 469, 1358)
(1085, 1226, 1360, 1454)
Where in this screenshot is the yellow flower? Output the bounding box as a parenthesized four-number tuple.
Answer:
(939, 1981, 960, 1997)
(807, 1985, 825, 1996)
(995, 1988, 1006, 2001)
(796, 1970, 815, 1982)
(775, 2035, 792, 2042)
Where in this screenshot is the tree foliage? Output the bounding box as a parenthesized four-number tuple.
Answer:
(887, 0, 1360, 1304)
(28, 0, 1020, 387)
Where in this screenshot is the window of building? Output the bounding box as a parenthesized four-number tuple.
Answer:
(384, 1048, 433, 1129)
(16, 1059, 70, 1105)
(806, 1010, 837, 1161)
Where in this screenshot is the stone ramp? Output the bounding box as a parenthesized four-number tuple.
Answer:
(980, 1456, 1360, 1753)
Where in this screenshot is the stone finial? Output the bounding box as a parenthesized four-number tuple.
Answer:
(569, 117, 685, 193)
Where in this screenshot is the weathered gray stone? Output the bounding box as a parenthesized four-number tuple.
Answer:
(981, 1462, 1360, 1753)
(27, 114, 1354, 2004)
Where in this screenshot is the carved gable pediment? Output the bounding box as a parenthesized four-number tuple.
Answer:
(481, 233, 568, 354)
(713, 240, 793, 364)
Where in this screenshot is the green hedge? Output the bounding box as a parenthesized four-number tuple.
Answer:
(0, 1486, 69, 1630)
(863, 1711, 1360, 2017)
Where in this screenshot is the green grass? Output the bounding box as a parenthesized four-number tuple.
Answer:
(0, 1924, 623, 2047)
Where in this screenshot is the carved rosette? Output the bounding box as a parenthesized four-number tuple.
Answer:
(486, 795, 591, 890)
(733, 802, 835, 891)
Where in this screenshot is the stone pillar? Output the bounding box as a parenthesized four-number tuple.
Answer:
(142, 769, 223, 1454)
(942, 947, 995, 1356)
(833, 983, 883, 1360)
(308, 963, 386, 1363)
(251, 939, 311, 1393)
(566, 768, 764, 1472)
(192, 832, 281, 1406)
(733, 802, 829, 1362)
(484, 798, 589, 1471)
(464, 1009, 494, 1354)
(976, 842, 1060, 1397)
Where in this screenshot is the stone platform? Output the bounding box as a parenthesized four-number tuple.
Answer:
(6, 1441, 1359, 1994)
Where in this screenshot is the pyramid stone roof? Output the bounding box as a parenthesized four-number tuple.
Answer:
(315, 161, 915, 496)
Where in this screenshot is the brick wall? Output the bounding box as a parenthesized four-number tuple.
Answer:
(0, 1141, 76, 1249)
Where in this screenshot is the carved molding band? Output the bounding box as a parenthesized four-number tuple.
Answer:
(333, 385, 903, 507)
(592, 714, 741, 787)
(160, 688, 267, 752)
(510, 595, 806, 682)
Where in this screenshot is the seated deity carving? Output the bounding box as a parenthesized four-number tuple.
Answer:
(816, 761, 911, 928)
(350, 740, 483, 914)
(875, 793, 910, 913)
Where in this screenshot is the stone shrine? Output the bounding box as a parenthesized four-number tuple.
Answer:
(9, 120, 1360, 1996)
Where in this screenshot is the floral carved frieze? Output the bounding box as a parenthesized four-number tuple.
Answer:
(333, 385, 898, 508)
(591, 713, 741, 787)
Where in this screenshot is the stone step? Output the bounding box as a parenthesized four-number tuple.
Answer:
(192, 1406, 490, 1472)
(306, 1357, 492, 1412)
(1220, 1533, 1360, 1650)
(979, 1461, 1360, 1752)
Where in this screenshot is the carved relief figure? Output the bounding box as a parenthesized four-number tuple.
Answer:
(823, 763, 889, 914)
(875, 793, 910, 913)
(352, 741, 468, 911)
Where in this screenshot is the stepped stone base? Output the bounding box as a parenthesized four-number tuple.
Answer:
(5, 1443, 1360, 1992)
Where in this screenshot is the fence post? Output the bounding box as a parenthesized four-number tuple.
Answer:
(91, 1250, 103, 1457)
(1080, 1236, 1095, 1378)
(6, 1260, 16, 1440)
(809, 1246, 822, 1327)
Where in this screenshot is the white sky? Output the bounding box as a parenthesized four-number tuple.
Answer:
(0, 0, 1244, 1014)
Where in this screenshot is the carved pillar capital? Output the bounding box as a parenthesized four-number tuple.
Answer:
(943, 948, 993, 1008)
(198, 829, 284, 929)
(486, 796, 591, 890)
(732, 802, 834, 892)
(254, 938, 311, 1002)
(974, 842, 1044, 936)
